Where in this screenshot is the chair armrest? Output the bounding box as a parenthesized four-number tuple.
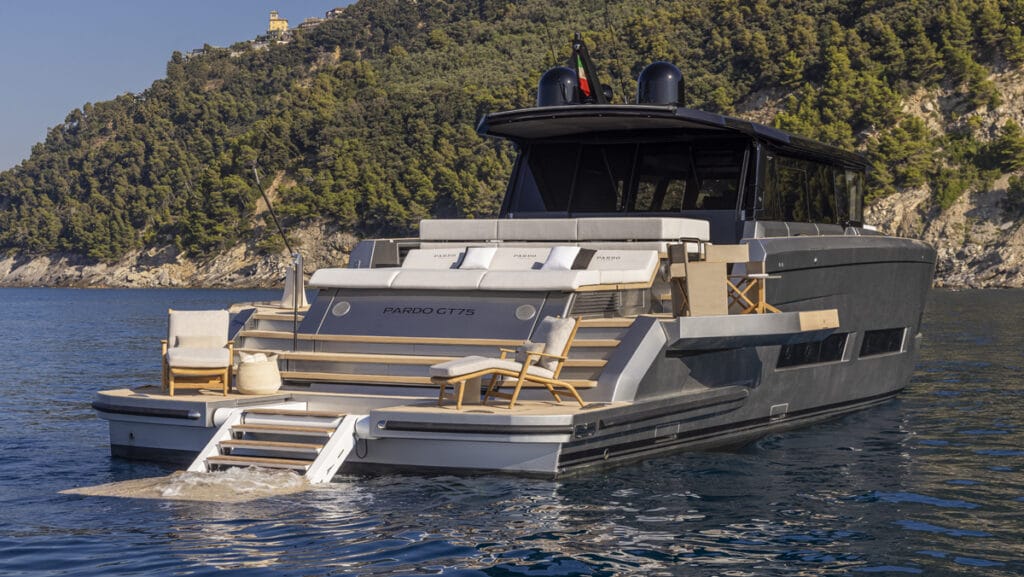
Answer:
(532, 351, 567, 361)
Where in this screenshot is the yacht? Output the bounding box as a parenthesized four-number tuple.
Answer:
(93, 47, 935, 480)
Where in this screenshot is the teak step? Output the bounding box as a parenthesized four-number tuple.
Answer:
(231, 423, 335, 436)
(281, 371, 433, 385)
(244, 408, 346, 419)
(573, 339, 620, 348)
(206, 455, 312, 471)
(238, 349, 607, 369)
(579, 318, 635, 328)
(280, 371, 599, 389)
(238, 329, 522, 347)
(220, 439, 323, 453)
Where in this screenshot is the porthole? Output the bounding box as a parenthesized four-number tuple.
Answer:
(331, 301, 351, 317)
(515, 304, 537, 321)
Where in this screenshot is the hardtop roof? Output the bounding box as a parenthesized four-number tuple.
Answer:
(477, 104, 867, 169)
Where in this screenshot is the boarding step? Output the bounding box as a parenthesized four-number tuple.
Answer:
(278, 370, 599, 389)
(237, 349, 610, 368)
(206, 455, 313, 471)
(188, 406, 363, 484)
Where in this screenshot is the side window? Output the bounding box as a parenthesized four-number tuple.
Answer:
(846, 170, 864, 225)
(834, 167, 850, 225)
(859, 328, 905, 357)
(777, 333, 848, 368)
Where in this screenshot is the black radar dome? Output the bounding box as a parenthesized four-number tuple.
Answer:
(636, 61, 684, 106)
(536, 67, 580, 107)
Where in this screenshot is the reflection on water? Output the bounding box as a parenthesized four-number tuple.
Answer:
(1, 288, 1023, 576)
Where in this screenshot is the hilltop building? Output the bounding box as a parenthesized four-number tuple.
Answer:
(268, 10, 289, 35)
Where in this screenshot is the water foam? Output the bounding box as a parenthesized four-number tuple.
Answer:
(63, 467, 310, 502)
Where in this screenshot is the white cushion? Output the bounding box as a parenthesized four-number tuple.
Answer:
(401, 248, 464, 269)
(541, 246, 581, 270)
(391, 269, 486, 290)
(489, 247, 550, 270)
(532, 316, 576, 372)
(429, 355, 554, 380)
(168, 310, 229, 344)
(307, 268, 400, 288)
(459, 246, 497, 269)
(587, 250, 660, 284)
(166, 347, 231, 369)
(419, 219, 498, 241)
(478, 270, 602, 291)
(514, 342, 545, 364)
(497, 219, 578, 241)
(576, 217, 710, 241)
(175, 335, 224, 349)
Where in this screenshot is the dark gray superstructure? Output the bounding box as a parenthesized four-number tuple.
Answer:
(94, 63, 935, 479)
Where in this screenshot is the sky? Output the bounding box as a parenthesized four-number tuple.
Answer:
(0, 1, 350, 170)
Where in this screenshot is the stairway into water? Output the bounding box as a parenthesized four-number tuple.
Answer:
(187, 407, 362, 484)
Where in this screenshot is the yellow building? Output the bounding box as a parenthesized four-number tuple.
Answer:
(268, 10, 289, 35)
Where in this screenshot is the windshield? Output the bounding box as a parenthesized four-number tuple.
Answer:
(505, 140, 748, 215)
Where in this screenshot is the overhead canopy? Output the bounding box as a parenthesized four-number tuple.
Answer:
(477, 104, 867, 169)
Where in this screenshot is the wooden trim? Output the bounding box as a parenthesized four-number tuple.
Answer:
(579, 318, 634, 328)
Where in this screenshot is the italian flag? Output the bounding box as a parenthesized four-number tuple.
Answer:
(576, 55, 592, 98)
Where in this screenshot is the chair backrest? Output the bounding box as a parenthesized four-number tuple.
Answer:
(531, 316, 579, 374)
(168, 309, 229, 348)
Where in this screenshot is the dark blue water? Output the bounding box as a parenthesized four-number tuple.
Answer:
(1, 288, 1021, 576)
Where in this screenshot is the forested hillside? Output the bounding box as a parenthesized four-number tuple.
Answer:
(2, 0, 1024, 267)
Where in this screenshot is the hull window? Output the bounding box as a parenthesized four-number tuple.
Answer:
(777, 332, 848, 369)
(859, 328, 906, 357)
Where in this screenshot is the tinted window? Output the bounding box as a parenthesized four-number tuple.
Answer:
(859, 328, 904, 357)
(777, 333, 848, 368)
(507, 140, 746, 215)
(761, 153, 850, 224)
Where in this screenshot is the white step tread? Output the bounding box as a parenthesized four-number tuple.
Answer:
(206, 455, 312, 470)
(232, 423, 335, 436)
(220, 439, 324, 453)
(244, 408, 346, 419)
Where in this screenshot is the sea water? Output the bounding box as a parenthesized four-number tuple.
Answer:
(0, 287, 1021, 576)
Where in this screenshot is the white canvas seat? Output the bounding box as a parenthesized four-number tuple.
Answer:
(391, 269, 487, 290)
(586, 250, 660, 284)
(162, 309, 233, 396)
(430, 356, 555, 380)
(478, 269, 602, 291)
(418, 219, 498, 241)
(307, 268, 400, 289)
(431, 316, 584, 409)
(400, 248, 465, 269)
